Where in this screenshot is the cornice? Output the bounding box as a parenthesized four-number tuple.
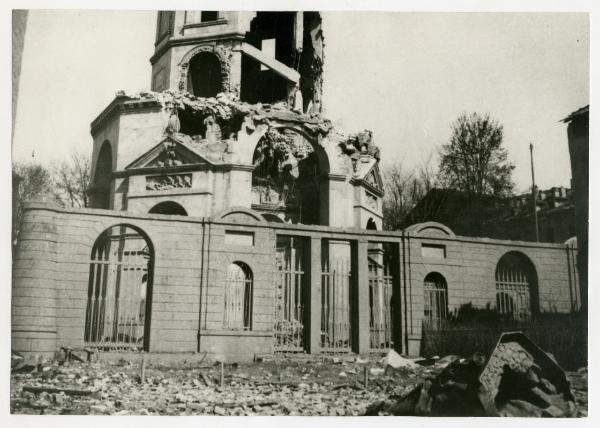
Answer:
(90, 97, 162, 136)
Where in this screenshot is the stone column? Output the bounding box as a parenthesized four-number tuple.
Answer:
(306, 236, 321, 353)
(12, 202, 59, 358)
(351, 239, 370, 354)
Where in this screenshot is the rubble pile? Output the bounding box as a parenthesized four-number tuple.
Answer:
(366, 333, 583, 417)
(11, 334, 586, 417)
(11, 353, 420, 416)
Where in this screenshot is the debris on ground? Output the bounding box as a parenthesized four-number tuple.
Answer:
(10, 336, 586, 416)
(11, 354, 416, 415)
(366, 332, 582, 417)
(381, 349, 419, 370)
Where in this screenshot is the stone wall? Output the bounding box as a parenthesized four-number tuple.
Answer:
(12, 203, 580, 361)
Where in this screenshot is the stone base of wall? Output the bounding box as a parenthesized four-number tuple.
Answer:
(199, 330, 274, 363)
(12, 329, 57, 358)
(407, 335, 422, 357)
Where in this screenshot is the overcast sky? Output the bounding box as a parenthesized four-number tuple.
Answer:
(12, 10, 589, 193)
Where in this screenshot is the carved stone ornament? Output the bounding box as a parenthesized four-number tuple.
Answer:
(178, 44, 232, 93)
(146, 173, 192, 191)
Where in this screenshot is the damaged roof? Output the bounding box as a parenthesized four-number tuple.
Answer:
(561, 105, 589, 123)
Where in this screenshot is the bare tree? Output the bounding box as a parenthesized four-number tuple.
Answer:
(382, 155, 439, 230)
(52, 150, 91, 208)
(13, 152, 91, 247)
(438, 112, 515, 197)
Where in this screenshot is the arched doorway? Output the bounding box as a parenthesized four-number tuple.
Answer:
(188, 52, 223, 97)
(148, 201, 188, 216)
(91, 141, 112, 209)
(84, 224, 154, 351)
(495, 252, 538, 321)
(423, 272, 448, 329)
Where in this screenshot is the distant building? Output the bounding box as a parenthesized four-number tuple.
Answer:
(403, 187, 576, 243)
(562, 105, 588, 312)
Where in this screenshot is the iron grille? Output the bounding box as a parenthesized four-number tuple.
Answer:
(368, 262, 394, 350)
(423, 274, 448, 329)
(84, 228, 149, 350)
(321, 259, 352, 352)
(495, 267, 531, 321)
(273, 243, 305, 352)
(223, 263, 253, 330)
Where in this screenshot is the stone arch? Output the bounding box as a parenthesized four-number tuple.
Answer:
(366, 218, 377, 230)
(178, 45, 231, 93)
(148, 201, 188, 216)
(495, 251, 539, 320)
(91, 140, 112, 209)
(216, 206, 265, 223)
(84, 223, 155, 352)
(406, 221, 455, 237)
(250, 124, 330, 225)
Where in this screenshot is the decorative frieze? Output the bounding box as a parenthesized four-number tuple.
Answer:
(146, 173, 192, 191)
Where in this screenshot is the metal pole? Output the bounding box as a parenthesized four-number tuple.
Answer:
(530, 143, 539, 242)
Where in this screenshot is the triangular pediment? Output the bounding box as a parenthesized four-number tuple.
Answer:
(125, 136, 209, 170)
(364, 163, 384, 192)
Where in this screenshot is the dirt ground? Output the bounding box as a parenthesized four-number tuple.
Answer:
(10, 354, 588, 416)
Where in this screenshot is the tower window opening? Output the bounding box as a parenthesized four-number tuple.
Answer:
(188, 52, 223, 98)
(201, 11, 219, 22)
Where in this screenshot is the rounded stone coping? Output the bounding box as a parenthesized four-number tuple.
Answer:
(405, 221, 456, 237)
(20, 202, 570, 249)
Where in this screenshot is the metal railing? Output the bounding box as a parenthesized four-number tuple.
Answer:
(321, 259, 352, 352)
(274, 267, 305, 351)
(84, 255, 148, 350)
(369, 272, 394, 350)
(495, 267, 531, 321)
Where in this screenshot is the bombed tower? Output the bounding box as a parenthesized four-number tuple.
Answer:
(88, 10, 383, 229)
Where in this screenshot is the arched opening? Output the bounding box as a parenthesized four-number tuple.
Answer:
(367, 218, 377, 230)
(251, 128, 325, 225)
(495, 252, 538, 321)
(148, 201, 188, 216)
(91, 141, 112, 209)
(223, 262, 253, 330)
(84, 224, 154, 351)
(188, 52, 223, 98)
(423, 272, 448, 329)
